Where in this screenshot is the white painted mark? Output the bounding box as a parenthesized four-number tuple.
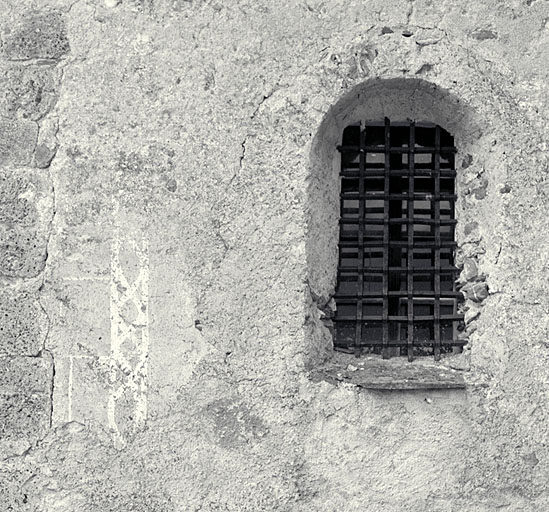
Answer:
(108, 231, 150, 449)
(63, 276, 110, 281)
(68, 355, 73, 422)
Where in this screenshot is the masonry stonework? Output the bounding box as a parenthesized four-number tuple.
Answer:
(0, 0, 548, 510)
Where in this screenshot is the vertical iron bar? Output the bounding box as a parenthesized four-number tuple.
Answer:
(382, 118, 390, 359)
(449, 152, 461, 354)
(355, 123, 366, 357)
(407, 122, 415, 362)
(434, 125, 441, 360)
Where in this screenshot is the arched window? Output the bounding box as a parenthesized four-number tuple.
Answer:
(333, 118, 464, 361)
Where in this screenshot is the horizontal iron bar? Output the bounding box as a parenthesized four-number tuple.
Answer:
(337, 145, 457, 153)
(340, 212, 454, 217)
(343, 162, 455, 169)
(334, 314, 464, 322)
(335, 290, 462, 298)
(334, 341, 468, 349)
(335, 298, 459, 306)
(340, 192, 457, 200)
(339, 240, 457, 248)
(337, 266, 460, 273)
(340, 218, 457, 225)
(341, 170, 457, 177)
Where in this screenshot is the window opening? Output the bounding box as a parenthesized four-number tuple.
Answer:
(334, 118, 464, 361)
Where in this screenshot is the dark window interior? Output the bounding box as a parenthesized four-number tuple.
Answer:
(334, 119, 465, 361)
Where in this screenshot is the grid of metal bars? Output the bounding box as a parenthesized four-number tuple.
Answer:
(334, 118, 465, 360)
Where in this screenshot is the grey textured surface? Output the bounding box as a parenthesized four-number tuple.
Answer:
(0, 10, 69, 60)
(311, 354, 467, 390)
(0, 355, 53, 459)
(0, 0, 548, 510)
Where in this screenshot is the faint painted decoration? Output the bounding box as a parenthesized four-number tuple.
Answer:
(108, 230, 150, 448)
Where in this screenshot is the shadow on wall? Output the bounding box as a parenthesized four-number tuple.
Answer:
(304, 78, 482, 365)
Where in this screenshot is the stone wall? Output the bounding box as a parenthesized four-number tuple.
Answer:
(0, 6, 63, 465)
(0, 0, 548, 511)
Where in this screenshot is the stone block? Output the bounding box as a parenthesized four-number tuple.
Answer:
(461, 281, 489, 302)
(0, 167, 43, 227)
(0, 356, 52, 455)
(0, 10, 69, 61)
(0, 118, 38, 166)
(0, 392, 50, 439)
(0, 63, 61, 121)
(0, 196, 35, 227)
(35, 116, 59, 169)
(470, 28, 498, 41)
(0, 465, 33, 512)
(3, 165, 54, 219)
(0, 355, 52, 391)
(0, 292, 49, 357)
(35, 143, 57, 168)
(0, 227, 48, 278)
(461, 258, 478, 281)
(0, 167, 52, 278)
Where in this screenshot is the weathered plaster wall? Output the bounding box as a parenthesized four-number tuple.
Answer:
(0, 0, 548, 510)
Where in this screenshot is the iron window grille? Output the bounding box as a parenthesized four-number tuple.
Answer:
(334, 118, 465, 361)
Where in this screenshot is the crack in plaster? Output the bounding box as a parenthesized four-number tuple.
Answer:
(238, 137, 247, 171)
(66, 0, 88, 15)
(36, 58, 65, 434)
(250, 90, 275, 120)
(40, 348, 56, 429)
(237, 89, 280, 174)
(495, 243, 503, 265)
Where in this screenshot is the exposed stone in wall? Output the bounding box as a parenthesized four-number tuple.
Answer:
(0, 64, 61, 121)
(0, 4, 66, 473)
(0, 168, 53, 278)
(0, 118, 38, 166)
(0, 291, 49, 357)
(0, 355, 53, 459)
(0, 10, 69, 61)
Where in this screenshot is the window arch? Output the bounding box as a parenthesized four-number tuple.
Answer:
(306, 78, 481, 366)
(333, 118, 464, 360)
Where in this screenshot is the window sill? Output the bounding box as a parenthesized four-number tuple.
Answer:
(309, 352, 467, 390)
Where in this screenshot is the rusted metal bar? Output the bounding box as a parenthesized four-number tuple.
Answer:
(338, 145, 457, 154)
(407, 122, 415, 361)
(434, 125, 442, 361)
(334, 121, 464, 358)
(355, 123, 366, 357)
(382, 118, 390, 359)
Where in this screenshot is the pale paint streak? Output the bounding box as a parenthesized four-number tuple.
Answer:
(67, 355, 73, 422)
(108, 218, 150, 448)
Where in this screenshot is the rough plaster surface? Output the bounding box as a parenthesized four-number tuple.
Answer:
(0, 0, 548, 510)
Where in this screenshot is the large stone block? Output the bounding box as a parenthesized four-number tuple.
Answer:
(0, 292, 49, 357)
(0, 10, 69, 61)
(0, 227, 48, 278)
(0, 393, 50, 440)
(0, 118, 38, 166)
(0, 465, 33, 512)
(0, 355, 52, 391)
(0, 167, 53, 278)
(0, 63, 61, 121)
(0, 196, 35, 226)
(0, 166, 53, 226)
(0, 355, 53, 457)
(0, 167, 51, 226)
